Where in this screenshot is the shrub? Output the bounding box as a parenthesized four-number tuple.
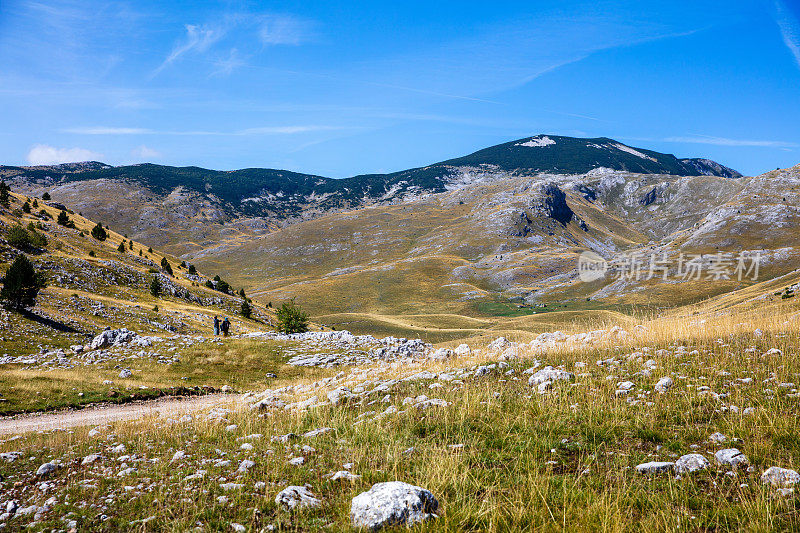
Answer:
(276, 298, 309, 334)
(7, 225, 47, 250)
(0, 255, 47, 310)
(91, 223, 107, 241)
(205, 280, 214, 289)
(42, 192, 51, 200)
(188, 264, 197, 275)
(239, 288, 246, 298)
(38, 209, 50, 219)
(31, 199, 38, 208)
(117, 242, 125, 253)
(150, 276, 162, 297)
(240, 300, 252, 319)
(22, 201, 31, 213)
(216, 280, 230, 293)
(89, 250, 96, 257)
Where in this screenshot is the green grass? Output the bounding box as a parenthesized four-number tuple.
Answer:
(0, 339, 330, 415)
(3, 318, 800, 531)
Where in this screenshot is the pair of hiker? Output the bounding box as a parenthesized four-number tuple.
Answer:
(213, 316, 230, 337)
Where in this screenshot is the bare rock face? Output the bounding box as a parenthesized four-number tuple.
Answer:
(540, 184, 573, 226)
(350, 481, 439, 530)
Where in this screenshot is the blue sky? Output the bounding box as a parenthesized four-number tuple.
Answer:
(1, 0, 799, 177)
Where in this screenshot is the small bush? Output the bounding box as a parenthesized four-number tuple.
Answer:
(7, 225, 47, 250)
(216, 280, 230, 293)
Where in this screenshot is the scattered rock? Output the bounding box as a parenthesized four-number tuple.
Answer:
(761, 467, 800, 488)
(674, 454, 709, 474)
(275, 485, 321, 512)
(715, 448, 749, 469)
(350, 481, 439, 530)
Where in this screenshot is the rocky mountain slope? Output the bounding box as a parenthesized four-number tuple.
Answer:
(188, 163, 799, 321)
(1, 135, 739, 254)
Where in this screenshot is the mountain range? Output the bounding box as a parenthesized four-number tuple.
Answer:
(7, 133, 797, 331)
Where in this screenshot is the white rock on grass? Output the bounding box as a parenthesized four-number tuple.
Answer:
(635, 461, 674, 475)
(709, 432, 727, 444)
(528, 366, 574, 387)
(715, 448, 749, 469)
(81, 454, 101, 466)
(119, 368, 132, 379)
(654, 377, 673, 394)
(36, 462, 58, 477)
(674, 454, 709, 474)
(350, 481, 439, 530)
(275, 485, 321, 512)
(761, 467, 800, 487)
(328, 470, 362, 482)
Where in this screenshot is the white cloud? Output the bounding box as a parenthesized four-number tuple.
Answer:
(26, 144, 103, 165)
(64, 127, 152, 135)
(131, 145, 162, 160)
(258, 14, 314, 45)
(210, 48, 245, 77)
(64, 125, 345, 136)
(154, 23, 223, 75)
(775, 0, 800, 69)
(665, 135, 798, 148)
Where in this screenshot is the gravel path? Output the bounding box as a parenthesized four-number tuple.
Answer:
(0, 393, 241, 435)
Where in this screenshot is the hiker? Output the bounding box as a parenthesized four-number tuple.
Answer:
(221, 317, 230, 337)
(213, 316, 220, 336)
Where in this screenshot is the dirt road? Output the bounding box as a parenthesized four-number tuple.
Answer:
(0, 393, 242, 435)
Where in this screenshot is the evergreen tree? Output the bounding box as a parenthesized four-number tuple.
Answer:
(239, 288, 246, 298)
(31, 199, 38, 208)
(149, 276, 162, 297)
(56, 211, 74, 228)
(240, 300, 252, 319)
(42, 192, 51, 200)
(117, 242, 126, 253)
(160, 257, 173, 276)
(21, 201, 31, 213)
(188, 264, 197, 275)
(0, 255, 47, 310)
(0, 182, 10, 209)
(91, 223, 107, 241)
(216, 280, 230, 293)
(276, 298, 309, 334)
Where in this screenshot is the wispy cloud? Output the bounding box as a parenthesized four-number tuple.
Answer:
(63, 125, 345, 136)
(258, 14, 315, 45)
(774, 0, 800, 69)
(153, 23, 222, 75)
(152, 12, 315, 77)
(131, 145, 162, 160)
(664, 135, 798, 148)
(27, 144, 103, 165)
(210, 48, 244, 77)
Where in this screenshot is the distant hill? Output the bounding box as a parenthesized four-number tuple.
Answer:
(1, 135, 740, 217)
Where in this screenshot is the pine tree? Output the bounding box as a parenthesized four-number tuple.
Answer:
(160, 257, 173, 276)
(149, 276, 162, 297)
(240, 300, 252, 319)
(42, 192, 51, 201)
(117, 242, 126, 253)
(31, 199, 38, 208)
(188, 264, 197, 275)
(0, 182, 10, 209)
(0, 255, 47, 310)
(57, 211, 74, 228)
(21, 201, 31, 213)
(276, 298, 309, 334)
(91, 223, 107, 241)
(239, 288, 246, 298)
